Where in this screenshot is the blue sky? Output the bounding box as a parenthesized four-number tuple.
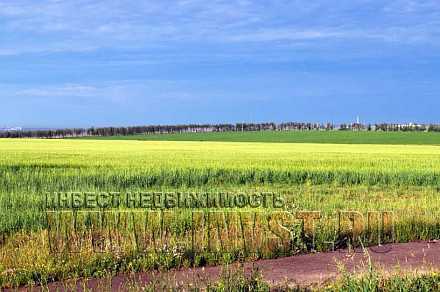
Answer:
(1, 0, 440, 128)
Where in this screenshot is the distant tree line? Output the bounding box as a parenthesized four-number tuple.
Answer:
(374, 123, 440, 132)
(1, 122, 440, 138)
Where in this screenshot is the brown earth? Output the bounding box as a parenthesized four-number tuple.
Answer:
(13, 240, 440, 291)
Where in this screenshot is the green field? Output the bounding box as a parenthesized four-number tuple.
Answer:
(1, 138, 440, 288)
(76, 130, 440, 145)
(3, 139, 440, 190)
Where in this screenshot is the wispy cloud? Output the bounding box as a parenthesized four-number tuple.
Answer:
(224, 29, 344, 42)
(14, 84, 99, 98)
(1, 0, 440, 56)
(3, 80, 205, 105)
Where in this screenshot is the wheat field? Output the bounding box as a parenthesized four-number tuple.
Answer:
(1, 138, 440, 287)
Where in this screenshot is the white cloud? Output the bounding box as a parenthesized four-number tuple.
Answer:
(4, 80, 202, 105)
(224, 29, 344, 42)
(15, 84, 99, 98)
(0, 0, 439, 56)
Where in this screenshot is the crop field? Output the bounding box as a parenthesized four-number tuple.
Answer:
(1, 138, 440, 288)
(76, 130, 440, 145)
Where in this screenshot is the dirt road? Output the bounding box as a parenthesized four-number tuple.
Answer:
(15, 241, 440, 291)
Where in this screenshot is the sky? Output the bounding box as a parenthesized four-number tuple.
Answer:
(1, 0, 440, 128)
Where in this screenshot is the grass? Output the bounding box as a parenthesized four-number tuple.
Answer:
(74, 130, 440, 145)
(3, 139, 440, 189)
(1, 138, 440, 287)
